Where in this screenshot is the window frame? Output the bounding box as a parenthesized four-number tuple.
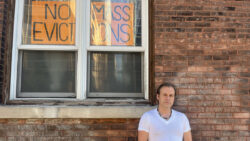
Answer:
(10, 0, 149, 100)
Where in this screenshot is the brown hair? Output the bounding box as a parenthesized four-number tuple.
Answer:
(156, 82, 176, 96)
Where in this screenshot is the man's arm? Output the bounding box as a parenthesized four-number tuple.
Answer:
(184, 131, 192, 141)
(138, 131, 148, 141)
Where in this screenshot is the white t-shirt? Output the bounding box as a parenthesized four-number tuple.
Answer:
(138, 108, 191, 141)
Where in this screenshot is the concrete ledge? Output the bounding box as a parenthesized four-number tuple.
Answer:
(0, 106, 156, 118)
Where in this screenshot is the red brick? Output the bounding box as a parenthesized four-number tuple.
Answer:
(232, 101, 241, 106)
(216, 125, 233, 130)
(207, 119, 225, 124)
(205, 95, 223, 100)
(233, 113, 250, 118)
(190, 119, 207, 124)
(62, 119, 81, 125)
(198, 113, 215, 118)
(223, 107, 241, 112)
(109, 137, 126, 141)
(220, 131, 238, 137)
(215, 113, 232, 118)
(188, 107, 205, 112)
(205, 107, 223, 112)
(201, 131, 216, 136)
(25, 119, 44, 124)
(44, 119, 63, 125)
(223, 95, 240, 100)
(178, 89, 196, 95)
(233, 125, 248, 131)
(214, 101, 232, 107)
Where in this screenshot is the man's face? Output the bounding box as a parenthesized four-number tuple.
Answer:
(157, 86, 175, 109)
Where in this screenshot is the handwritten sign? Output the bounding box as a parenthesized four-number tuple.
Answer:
(91, 1, 134, 46)
(31, 1, 75, 45)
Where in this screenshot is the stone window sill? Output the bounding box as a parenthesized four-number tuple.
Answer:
(0, 105, 156, 118)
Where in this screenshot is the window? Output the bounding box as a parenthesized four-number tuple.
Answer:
(10, 0, 148, 99)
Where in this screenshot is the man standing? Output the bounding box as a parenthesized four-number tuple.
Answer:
(138, 83, 192, 141)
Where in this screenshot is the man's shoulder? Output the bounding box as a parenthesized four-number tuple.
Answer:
(172, 109, 187, 118)
(142, 108, 157, 117)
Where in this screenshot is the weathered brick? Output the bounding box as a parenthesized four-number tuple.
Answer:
(233, 113, 250, 118)
(214, 101, 232, 107)
(240, 72, 250, 77)
(194, 12, 210, 16)
(215, 113, 232, 118)
(203, 17, 219, 21)
(195, 23, 211, 27)
(90, 137, 108, 141)
(216, 125, 233, 130)
(177, 11, 193, 16)
(186, 17, 202, 21)
(232, 89, 248, 94)
(198, 113, 215, 118)
(178, 89, 196, 95)
(239, 131, 250, 136)
(206, 107, 223, 112)
(188, 107, 205, 112)
(233, 125, 248, 130)
(201, 131, 216, 136)
(172, 17, 185, 21)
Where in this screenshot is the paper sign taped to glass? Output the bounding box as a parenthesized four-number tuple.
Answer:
(31, 1, 76, 45)
(91, 1, 134, 46)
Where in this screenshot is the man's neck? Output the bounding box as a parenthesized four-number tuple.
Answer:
(158, 106, 172, 116)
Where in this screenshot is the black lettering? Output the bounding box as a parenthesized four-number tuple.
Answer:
(45, 4, 56, 19)
(93, 4, 105, 20)
(59, 23, 68, 41)
(44, 23, 57, 41)
(69, 23, 75, 41)
(33, 22, 43, 41)
(58, 4, 71, 20)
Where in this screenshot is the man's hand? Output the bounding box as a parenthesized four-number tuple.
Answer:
(184, 131, 192, 141)
(138, 131, 148, 141)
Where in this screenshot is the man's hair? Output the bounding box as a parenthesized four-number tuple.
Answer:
(156, 82, 176, 96)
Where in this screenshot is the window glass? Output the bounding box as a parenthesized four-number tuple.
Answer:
(18, 51, 76, 98)
(22, 0, 76, 45)
(90, 0, 141, 46)
(89, 52, 142, 94)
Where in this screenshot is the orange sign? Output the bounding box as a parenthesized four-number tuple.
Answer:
(31, 1, 75, 45)
(91, 2, 134, 46)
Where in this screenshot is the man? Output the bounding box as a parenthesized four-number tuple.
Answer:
(138, 83, 192, 141)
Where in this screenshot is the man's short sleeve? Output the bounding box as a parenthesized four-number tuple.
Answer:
(183, 114, 191, 133)
(138, 113, 150, 133)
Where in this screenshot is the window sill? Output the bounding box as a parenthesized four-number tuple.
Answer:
(6, 98, 151, 106)
(0, 105, 156, 118)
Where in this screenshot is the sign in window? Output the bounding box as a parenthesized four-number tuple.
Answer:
(22, 0, 76, 45)
(90, 0, 141, 46)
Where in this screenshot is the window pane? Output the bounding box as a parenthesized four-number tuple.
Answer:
(90, 0, 141, 46)
(89, 52, 142, 94)
(18, 51, 76, 97)
(22, 0, 76, 45)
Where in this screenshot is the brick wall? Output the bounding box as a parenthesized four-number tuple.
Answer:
(0, 0, 249, 141)
(0, 119, 138, 141)
(154, 0, 249, 140)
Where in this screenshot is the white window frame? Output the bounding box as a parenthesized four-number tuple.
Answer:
(10, 0, 149, 100)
